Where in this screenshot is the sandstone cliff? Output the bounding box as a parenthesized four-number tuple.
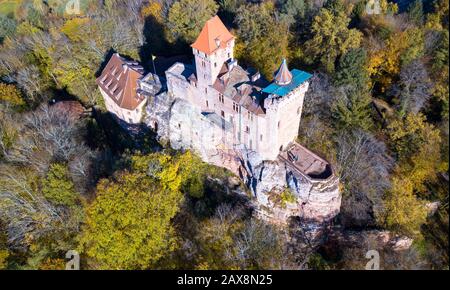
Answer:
(146, 95, 341, 228)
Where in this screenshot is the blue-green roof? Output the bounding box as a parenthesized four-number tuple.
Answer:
(262, 69, 312, 97)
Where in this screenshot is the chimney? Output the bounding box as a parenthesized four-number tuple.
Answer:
(251, 72, 261, 82)
(228, 59, 237, 71)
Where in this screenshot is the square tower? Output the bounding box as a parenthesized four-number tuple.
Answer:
(191, 16, 235, 87)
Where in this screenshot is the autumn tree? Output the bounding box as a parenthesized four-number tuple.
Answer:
(194, 204, 286, 269)
(367, 28, 424, 92)
(235, 2, 290, 79)
(383, 177, 428, 238)
(42, 163, 78, 207)
(79, 152, 205, 269)
(389, 60, 431, 116)
(303, 5, 362, 73)
(167, 0, 219, 44)
(0, 83, 25, 109)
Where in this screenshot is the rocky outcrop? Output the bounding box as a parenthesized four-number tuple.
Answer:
(325, 229, 414, 252)
(240, 151, 341, 225)
(145, 96, 341, 228)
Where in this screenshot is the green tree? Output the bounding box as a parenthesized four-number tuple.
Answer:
(42, 163, 77, 207)
(278, 0, 307, 26)
(332, 86, 373, 130)
(0, 15, 17, 42)
(167, 0, 219, 44)
(334, 48, 369, 90)
(407, 0, 424, 26)
(235, 2, 290, 79)
(304, 7, 362, 73)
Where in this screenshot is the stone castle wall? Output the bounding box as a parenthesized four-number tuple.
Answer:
(145, 92, 341, 226)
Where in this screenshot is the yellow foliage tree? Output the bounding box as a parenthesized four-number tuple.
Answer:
(384, 177, 428, 238)
(141, 0, 163, 21)
(367, 28, 424, 92)
(61, 17, 90, 42)
(0, 83, 25, 107)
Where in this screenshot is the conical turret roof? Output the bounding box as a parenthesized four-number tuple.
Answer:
(274, 59, 293, 86)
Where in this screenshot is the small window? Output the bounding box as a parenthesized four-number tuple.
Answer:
(214, 62, 217, 68)
(206, 100, 209, 108)
(221, 110, 225, 118)
(219, 94, 224, 104)
(205, 88, 208, 94)
(278, 121, 281, 128)
(260, 134, 263, 141)
(233, 102, 239, 112)
(245, 126, 250, 133)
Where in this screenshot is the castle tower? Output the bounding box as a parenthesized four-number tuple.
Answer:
(191, 16, 235, 88)
(261, 59, 312, 160)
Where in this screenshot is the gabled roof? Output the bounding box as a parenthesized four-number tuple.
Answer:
(212, 65, 266, 115)
(191, 16, 234, 55)
(96, 53, 146, 110)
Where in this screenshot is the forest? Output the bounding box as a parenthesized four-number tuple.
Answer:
(0, 0, 448, 270)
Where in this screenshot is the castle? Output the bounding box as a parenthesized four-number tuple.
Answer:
(96, 16, 341, 225)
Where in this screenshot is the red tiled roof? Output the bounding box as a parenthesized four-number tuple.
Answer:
(191, 16, 234, 55)
(96, 53, 145, 110)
